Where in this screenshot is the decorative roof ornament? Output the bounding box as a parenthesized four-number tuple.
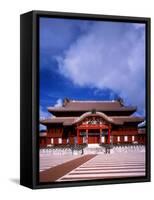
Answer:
(91, 108, 96, 114)
(116, 96, 124, 106)
(62, 98, 70, 107)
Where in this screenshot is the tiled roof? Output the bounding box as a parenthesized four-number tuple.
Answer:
(39, 131, 47, 137)
(40, 113, 144, 126)
(138, 128, 146, 134)
(40, 117, 77, 125)
(111, 116, 144, 125)
(48, 100, 136, 112)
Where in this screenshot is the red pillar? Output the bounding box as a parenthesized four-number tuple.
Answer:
(86, 129, 88, 144)
(77, 129, 79, 144)
(100, 128, 102, 144)
(107, 128, 111, 144)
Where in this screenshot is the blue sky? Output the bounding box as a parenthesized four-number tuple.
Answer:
(39, 17, 145, 121)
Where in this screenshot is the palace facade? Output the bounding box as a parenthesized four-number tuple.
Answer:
(40, 99, 145, 148)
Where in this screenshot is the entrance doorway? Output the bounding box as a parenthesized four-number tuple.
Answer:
(87, 129, 100, 144)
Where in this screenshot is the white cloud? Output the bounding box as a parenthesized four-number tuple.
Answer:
(56, 22, 145, 115)
(40, 99, 62, 121)
(54, 98, 63, 107)
(39, 106, 50, 130)
(40, 106, 50, 119)
(39, 99, 62, 130)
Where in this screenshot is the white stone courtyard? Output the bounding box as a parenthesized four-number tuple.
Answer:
(40, 145, 146, 181)
(57, 152, 145, 181)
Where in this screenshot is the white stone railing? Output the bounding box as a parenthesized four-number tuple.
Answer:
(40, 144, 145, 155)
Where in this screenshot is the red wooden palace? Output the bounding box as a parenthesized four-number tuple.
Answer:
(40, 99, 145, 148)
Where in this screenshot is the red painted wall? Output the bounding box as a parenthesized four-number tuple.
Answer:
(40, 126, 146, 146)
(62, 138, 67, 145)
(88, 136, 100, 144)
(78, 136, 83, 145)
(39, 138, 47, 148)
(69, 136, 74, 145)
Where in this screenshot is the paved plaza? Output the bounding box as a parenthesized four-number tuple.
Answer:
(40, 150, 145, 182)
(57, 152, 145, 182)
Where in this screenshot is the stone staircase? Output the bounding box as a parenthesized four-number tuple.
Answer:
(83, 144, 106, 154)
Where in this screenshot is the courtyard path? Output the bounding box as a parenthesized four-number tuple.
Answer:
(40, 154, 81, 172)
(57, 152, 145, 182)
(40, 154, 96, 182)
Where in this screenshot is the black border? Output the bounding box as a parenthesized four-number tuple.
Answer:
(20, 10, 151, 189)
